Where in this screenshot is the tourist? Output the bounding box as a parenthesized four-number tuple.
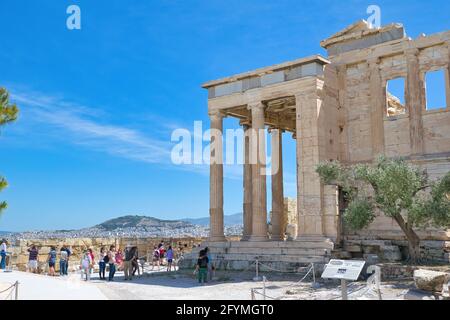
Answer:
(159, 243, 165, 266)
(107, 245, 117, 281)
(0, 239, 7, 270)
(115, 248, 123, 271)
(98, 247, 107, 280)
(88, 248, 95, 276)
(166, 246, 174, 272)
(47, 246, 57, 276)
(131, 246, 140, 276)
(194, 249, 209, 285)
(59, 247, 68, 276)
(205, 247, 215, 281)
(123, 244, 134, 281)
(27, 245, 39, 273)
(80, 250, 92, 281)
(152, 246, 160, 270)
(62, 245, 71, 275)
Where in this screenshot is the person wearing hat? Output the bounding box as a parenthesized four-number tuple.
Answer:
(0, 239, 7, 269)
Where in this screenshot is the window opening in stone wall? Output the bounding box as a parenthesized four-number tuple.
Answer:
(425, 69, 447, 111)
(386, 77, 406, 117)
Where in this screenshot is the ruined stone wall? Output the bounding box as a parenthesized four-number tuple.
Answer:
(322, 24, 450, 242)
(9, 237, 204, 272)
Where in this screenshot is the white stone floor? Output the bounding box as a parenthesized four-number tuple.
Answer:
(1, 267, 417, 300)
(0, 270, 107, 300)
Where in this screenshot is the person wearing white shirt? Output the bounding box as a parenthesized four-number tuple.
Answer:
(0, 239, 7, 269)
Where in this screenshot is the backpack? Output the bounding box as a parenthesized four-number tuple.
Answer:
(103, 254, 110, 264)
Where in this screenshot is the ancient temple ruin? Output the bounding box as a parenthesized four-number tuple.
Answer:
(181, 21, 450, 271)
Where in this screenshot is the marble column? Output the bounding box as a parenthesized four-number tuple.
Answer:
(209, 110, 226, 242)
(242, 124, 253, 241)
(248, 102, 268, 241)
(270, 128, 285, 241)
(295, 93, 325, 239)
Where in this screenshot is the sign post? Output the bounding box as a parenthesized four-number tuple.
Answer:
(341, 279, 348, 300)
(321, 259, 366, 300)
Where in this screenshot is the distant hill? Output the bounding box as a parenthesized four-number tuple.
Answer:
(95, 215, 192, 231)
(182, 213, 243, 226)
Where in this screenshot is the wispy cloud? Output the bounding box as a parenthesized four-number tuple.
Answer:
(7, 86, 298, 186)
(9, 87, 173, 164)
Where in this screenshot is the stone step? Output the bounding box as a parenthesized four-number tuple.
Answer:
(201, 240, 334, 250)
(211, 253, 329, 263)
(208, 247, 329, 256)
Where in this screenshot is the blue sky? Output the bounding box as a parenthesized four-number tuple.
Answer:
(0, 0, 449, 231)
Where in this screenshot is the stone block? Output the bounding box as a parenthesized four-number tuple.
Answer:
(414, 269, 450, 293)
(380, 246, 402, 262)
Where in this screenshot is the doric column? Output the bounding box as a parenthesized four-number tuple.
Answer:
(242, 123, 253, 241)
(248, 102, 268, 241)
(270, 128, 285, 241)
(405, 48, 425, 156)
(209, 110, 226, 242)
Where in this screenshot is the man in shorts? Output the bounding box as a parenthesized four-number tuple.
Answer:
(28, 245, 39, 273)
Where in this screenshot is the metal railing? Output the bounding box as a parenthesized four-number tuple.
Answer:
(0, 281, 19, 300)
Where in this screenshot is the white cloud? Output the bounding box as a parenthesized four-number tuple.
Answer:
(9, 88, 173, 164)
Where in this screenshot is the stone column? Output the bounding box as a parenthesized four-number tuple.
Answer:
(368, 58, 385, 158)
(249, 102, 268, 242)
(446, 44, 450, 109)
(405, 48, 425, 156)
(209, 110, 226, 242)
(270, 128, 285, 241)
(295, 93, 325, 239)
(242, 124, 252, 241)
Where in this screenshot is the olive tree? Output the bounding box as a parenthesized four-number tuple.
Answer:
(316, 156, 450, 263)
(0, 88, 19, 215)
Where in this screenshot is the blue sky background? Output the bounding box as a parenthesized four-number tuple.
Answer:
(0, 0, 449, 231)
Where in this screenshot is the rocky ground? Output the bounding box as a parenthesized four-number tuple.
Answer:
(93, 268, 441, 300)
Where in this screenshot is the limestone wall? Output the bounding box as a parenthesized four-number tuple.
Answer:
(9, 237, 204, 272)
(321, 23, 450, 241)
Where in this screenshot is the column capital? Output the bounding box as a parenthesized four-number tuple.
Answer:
(208, 109, 225, 120)
(404, 47, 420, 59)
(267, 126, 284, 133)
(247, 101, 265, 111)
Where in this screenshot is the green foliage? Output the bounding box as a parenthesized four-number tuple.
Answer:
(0, 177, 7, 215)
(0, 88, 18, 127)
(411, 172, 450, 228)
(316, 156, 450, 231)
(316, 161, 342, 184)
(1, 87, 19, 217)
(343, 198, 375, 230)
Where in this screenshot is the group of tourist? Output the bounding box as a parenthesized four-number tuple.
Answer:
(26, 244, 72, 275)
(151, 241, 177, 272)
(1, 238, 204, 283)
(21, 241, 185, 279)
